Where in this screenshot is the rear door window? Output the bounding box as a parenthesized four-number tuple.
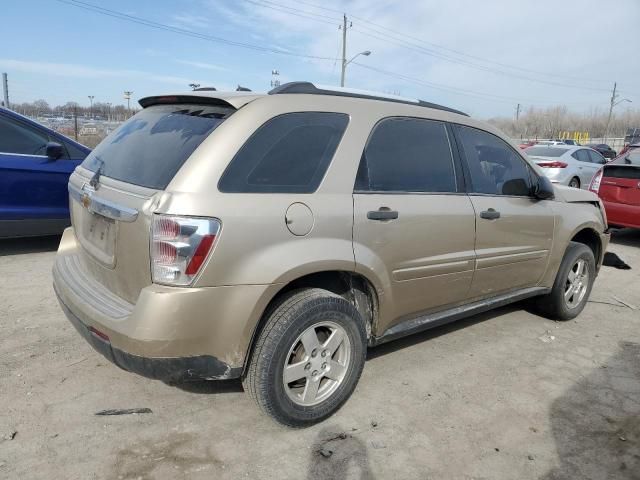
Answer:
(81, 104, 232, 189)
(573, 149, 592, 163)
(354, 117, 457, 193)
(587, 149, 606, 164)
(218, 112, 348, 193)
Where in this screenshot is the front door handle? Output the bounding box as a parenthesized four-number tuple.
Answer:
(480, 208, 500, 220)
(367, 208, 399, 221)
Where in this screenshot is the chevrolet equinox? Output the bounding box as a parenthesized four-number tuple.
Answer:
(53, 82, 609, 427)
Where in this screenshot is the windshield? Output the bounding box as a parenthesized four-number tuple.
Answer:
(525, 147, 567, 158)
(81, 103, 233, 189)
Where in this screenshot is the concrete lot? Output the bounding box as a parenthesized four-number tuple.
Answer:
(1, 230, 639, 479)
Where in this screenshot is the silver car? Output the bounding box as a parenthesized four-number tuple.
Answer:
(525, 145, 607, 189)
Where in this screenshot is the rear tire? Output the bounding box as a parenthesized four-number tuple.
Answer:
(243, 288, 367, 427)
(533, 242, 596, 321)
(568, 177, 581, 189)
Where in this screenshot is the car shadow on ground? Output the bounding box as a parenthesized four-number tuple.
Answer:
(367, 303, 522, 360)
(170, 379, 244, 394)
(609, 228, 640, 248)
(0, 235, 61, 256)
(542, 341, 640, 479)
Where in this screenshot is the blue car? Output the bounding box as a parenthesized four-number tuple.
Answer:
(0, 107, 91, 238)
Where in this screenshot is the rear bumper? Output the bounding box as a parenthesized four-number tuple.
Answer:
(55, 289, 240, 382)
(53, 227, 281, 382)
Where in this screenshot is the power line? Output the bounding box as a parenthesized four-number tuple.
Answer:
(256, 0, 612, 91)
(351, 26, 610, 93)
(55, 0, 338, 61)
(350, 62, 601, 107)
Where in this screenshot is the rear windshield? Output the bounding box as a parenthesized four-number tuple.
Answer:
(612, 151, 640, 166)
(81, 103, 232, 189)
(525, 146, 566, 157)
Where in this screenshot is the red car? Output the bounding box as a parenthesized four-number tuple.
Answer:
(518, 140, 537, 149)
(589, 150, 640, 229)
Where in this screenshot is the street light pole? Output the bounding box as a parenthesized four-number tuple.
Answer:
(341, 50, 372, 87)
(124, 91, 133, 118)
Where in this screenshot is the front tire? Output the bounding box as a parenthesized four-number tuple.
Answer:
(533, 242, 596, 320)
(243, 288, 367, 427)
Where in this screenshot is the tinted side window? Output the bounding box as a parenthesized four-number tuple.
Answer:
(219, 112, 348, 193)
(455, 125, 532, 196)
(576, 149, 591, 163)
(588, 149, 606, 164)
(0, 115, 49, 155)
(355, 117, 456, 193)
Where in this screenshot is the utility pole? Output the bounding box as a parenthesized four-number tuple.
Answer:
(2, 73, 9, 109)
(515, 103, 521, 138)
(124, 91, 133, 118)
(340, 14, 347, 87)
(73, 106, 78, 141)
(88, 95, 94, 119)
(604, 82, 617, 143)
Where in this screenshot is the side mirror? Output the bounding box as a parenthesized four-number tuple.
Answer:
(534, 175, 555, 200)
(45, 142, 64, 160)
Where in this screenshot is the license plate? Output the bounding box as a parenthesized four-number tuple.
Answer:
(79, 212, 117, 266)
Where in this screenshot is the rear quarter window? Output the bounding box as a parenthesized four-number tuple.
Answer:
(81, 104, 232, 189)
(218, 112, 349, 193)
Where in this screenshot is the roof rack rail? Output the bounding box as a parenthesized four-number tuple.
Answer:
(268, 81, 468, 116)
(236, 85, 252, 92)
(194, 87, 217, 91)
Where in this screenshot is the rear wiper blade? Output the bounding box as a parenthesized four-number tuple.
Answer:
(89, 156, 104, 189)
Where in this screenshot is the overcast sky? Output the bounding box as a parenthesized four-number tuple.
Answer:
(2, 0, 638, 117)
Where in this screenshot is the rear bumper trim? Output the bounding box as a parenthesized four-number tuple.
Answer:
(55, 287, 242, 382)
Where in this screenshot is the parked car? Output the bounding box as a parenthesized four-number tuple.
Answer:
(535, 140, 566, 146)
(53, 82, 609, 427)
(518, 140, 537, 149)
(586, 143, 617, 159)
(561, 139, 580, 146)
(590, 150, 640, 229)
(525, 145, 606, 189)
(0, 107, 90, 238)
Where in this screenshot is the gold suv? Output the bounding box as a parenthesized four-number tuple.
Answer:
(53, 82, 609, 427)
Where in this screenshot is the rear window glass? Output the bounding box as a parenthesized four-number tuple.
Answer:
(525, 147, 566, 157)
(613, 151, 640, 166)
(218, 112, 348, 193)
(81, 104, 232, 189)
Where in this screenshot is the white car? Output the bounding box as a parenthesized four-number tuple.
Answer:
(525, 145, 607, 189)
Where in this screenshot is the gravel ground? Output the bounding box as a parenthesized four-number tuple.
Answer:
(1, 230, 639, 479)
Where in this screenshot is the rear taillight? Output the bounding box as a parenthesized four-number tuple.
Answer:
(590, 169, 603, 193)
(151, 215, 221, 286)
(537, 161, 568, 168)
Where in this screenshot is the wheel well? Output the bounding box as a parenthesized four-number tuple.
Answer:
(571, 228, 601, 263)
(243, 271, 378, 373)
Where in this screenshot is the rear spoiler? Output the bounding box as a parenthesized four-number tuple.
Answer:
(138, 95, 237, 109)
(139, 92, 263, 110)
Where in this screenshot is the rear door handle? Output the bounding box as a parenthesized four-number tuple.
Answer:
(479, 208, 500, 220)
(367, 209, 399, 221)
